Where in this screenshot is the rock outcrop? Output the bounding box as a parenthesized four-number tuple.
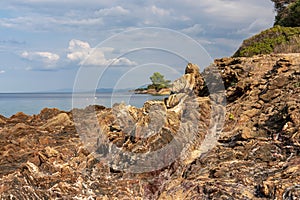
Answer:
(0, 53, 300, 199)
(134, 87, 171, 95)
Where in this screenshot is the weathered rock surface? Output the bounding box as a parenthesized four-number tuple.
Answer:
(0, 53, 299, 199)
(134, 87, 171, 95)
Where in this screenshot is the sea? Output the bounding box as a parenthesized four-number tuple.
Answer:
(0, 92, 167, 117)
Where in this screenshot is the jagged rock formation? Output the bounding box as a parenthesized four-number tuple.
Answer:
(159, 53, 300, 199)
(71, 63, 223, 173)
(0, 54, 300, 199)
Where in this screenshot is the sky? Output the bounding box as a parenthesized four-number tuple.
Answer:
(0, 0, 276, 92)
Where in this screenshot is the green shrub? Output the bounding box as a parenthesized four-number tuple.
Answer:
(233, 26, 300, 57)
(229, 113, 235, 120)
(275, 0, 300, 27)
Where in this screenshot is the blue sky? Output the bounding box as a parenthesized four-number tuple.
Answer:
(0, 0, 275, 92)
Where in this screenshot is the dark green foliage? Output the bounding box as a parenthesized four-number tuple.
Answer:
(271, 0, 297, 14)
(148, 72, 171, 91)
(147, 84, 156, 90)
(134, 87, 147, 91)
(275, 0, 300, 27)
(233, 26, 300, 57)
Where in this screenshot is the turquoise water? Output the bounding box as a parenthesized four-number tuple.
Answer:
(0, 93, 167, 117)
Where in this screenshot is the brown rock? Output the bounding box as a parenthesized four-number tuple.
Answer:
(39, 108, 62, 120)
(0, 54, 300, 199)
(42, 113, 74, 129)
(241, 127, 258, 139)
(243, 109, 259, 118)
(0, 116, 6, 125)
(165, 93, 186, 109)
(172, 63, 205, 95)
(9, 112, 32, 123)
(158, 88, 171, 95)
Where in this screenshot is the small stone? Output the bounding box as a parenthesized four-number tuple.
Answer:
(243, 109, 259, 118)
(241, 127, 257, 139)
(45, 146, 59, 157)
(42, 113, 74, 129)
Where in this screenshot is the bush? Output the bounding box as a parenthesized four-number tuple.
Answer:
(233, 26, 300, 57)
(275, 0, 300, 27)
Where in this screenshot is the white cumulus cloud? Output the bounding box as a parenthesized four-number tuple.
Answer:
(21, 51, 60, 71)
(95, 6, 129, 16)
(0, 70, 5, 74)
(182, 24, 204, 36)
(150, 5, 170, 16)
(67, 39, 137, 66)
(21, 51, 60, 63)
(237, 19, 271, 36)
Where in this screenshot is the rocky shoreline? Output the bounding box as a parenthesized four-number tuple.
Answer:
(0, 53, 300, 199)
(133, 87, 171, 96)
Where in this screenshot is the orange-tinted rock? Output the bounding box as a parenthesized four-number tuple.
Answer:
(0, 54, 299, 199)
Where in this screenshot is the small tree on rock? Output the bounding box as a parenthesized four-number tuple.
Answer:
(149, 72, 171, 91)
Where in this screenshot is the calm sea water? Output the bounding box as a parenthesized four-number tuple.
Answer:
(0, 92, 167, 117)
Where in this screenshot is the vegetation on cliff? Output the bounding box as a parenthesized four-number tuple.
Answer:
(272, 0, 300, 27)
(233, 0, 300, 57)
(233, 26, 300, 57)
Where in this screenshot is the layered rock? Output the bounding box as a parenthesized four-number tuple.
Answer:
(71, 62, 222, 173)
(0, 54, 300, 199)
(158, 54, 300, 199)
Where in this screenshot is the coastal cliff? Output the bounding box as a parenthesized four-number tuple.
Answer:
(0, 53, 300, 199)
